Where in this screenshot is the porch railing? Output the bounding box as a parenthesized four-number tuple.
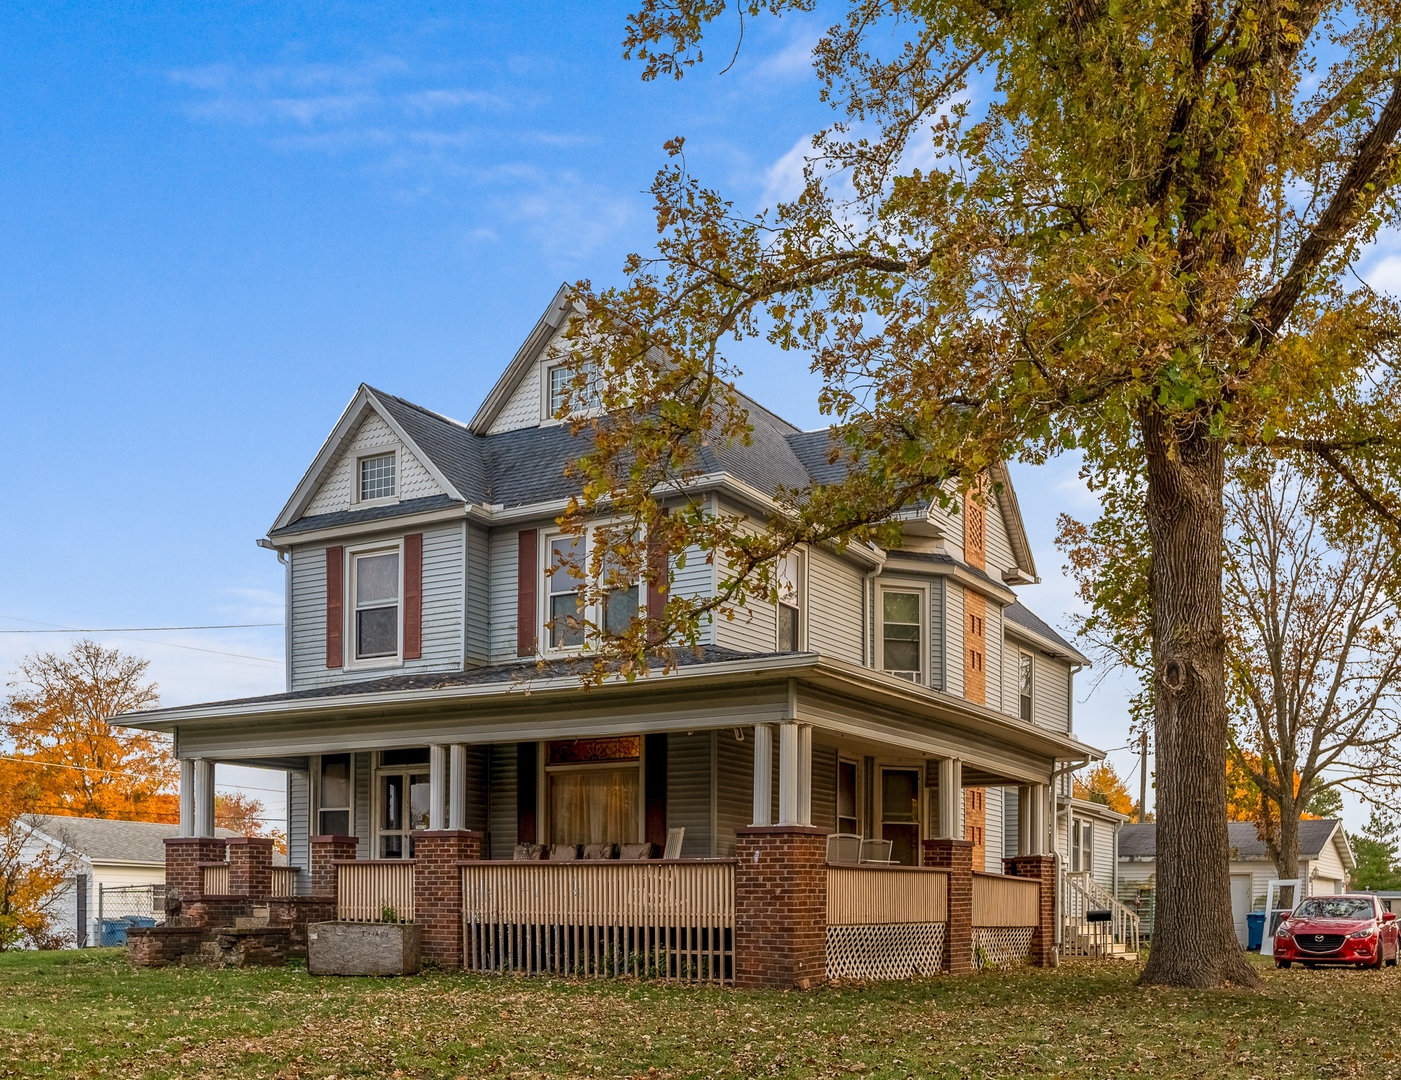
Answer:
(337, 860, 415, 923)
(201, 863, 230, 896)
(971, 871, 1039, 926)
(462, 860, 735, 984)
(270, 866, 300, 898)
(1063, 870, 1140, 957)
(825, 866, 949, 981)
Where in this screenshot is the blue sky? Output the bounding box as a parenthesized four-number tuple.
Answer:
(16, 1, 1371, 829)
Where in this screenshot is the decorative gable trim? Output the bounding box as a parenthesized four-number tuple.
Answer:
(989, 462, 1037, 584)
(268, 385, 469, 536)
(467, 283, 574, 434)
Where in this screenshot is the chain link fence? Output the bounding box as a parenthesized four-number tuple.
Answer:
(96, 884, 170, 946)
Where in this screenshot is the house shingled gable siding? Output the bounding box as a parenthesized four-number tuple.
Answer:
(305, 411, 445, 516)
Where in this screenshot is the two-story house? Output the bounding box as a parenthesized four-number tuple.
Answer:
(119, 286, 1112, 980)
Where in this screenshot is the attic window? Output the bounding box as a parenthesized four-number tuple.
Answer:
(360, 452, 396, 502)
(547, 361, 602, 418)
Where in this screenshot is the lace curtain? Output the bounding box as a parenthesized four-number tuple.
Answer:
(549, 766, 640, 845)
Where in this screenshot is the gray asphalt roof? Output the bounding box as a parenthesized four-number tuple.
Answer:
(1118, 820, 1343, 861)
(270, 494, 464, 538)
(21, 816, 243, 865)
(1004, 601, 1082, 657)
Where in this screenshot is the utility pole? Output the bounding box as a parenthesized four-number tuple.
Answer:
(1138, 729, 1149, 823)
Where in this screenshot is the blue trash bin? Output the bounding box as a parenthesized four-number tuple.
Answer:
(1247, 910, 1266, 951)
(99, 919, 127, 947)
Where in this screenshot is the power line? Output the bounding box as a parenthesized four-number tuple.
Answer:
(0, 614, 284, 665)
(0, 623, 281, 633)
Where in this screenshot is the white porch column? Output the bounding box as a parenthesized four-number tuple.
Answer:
(193, 758, 215, 837)
(448, 743, 468, 831)
(429, 744, 448, 831)
(752, 723, 773, 826)
(777, 721, 811, 827)
(1017, 784, 1034, 856)
(1021, 782, 1047, 855)
(178, 758, 195, 837)
(936, 757, 963, 839)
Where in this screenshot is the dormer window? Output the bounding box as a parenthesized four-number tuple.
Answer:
(546, 361, 601, 419)
(359, 452, 396, 502)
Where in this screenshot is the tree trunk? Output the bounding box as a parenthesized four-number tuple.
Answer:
(1274, 792, 1301, 881)
(1137, 406, 1260, 988)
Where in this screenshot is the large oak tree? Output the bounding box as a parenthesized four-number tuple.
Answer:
(553, 1, 1401, 986)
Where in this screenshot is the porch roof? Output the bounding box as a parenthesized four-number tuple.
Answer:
(111, 648, 1101, 781)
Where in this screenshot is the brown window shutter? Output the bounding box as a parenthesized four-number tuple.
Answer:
(325, 547, 344, 668)
(644, 733, 668, 848)
(403, 533, 423, 661)
(646, 513, 670, 645)
(516, 529, 538, 657)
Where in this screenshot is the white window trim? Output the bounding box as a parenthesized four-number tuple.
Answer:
(836, 754, 862, 836)
(539, 526, 645, 656)
(352, 445, 401, 508)
(775, 547, 807, 652)
(877, 581, 929, 685)
(541, 359, 603, 425)
(1018, 649, 1035, 723)
(345, 539, 405, 670)
(372, 752, 434, 860)
(312, 752, 355, 838)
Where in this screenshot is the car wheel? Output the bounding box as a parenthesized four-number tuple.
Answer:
(1374, 945, 1386, 970)
(1276, 960, 1292, 969)
(1387, 945, 1398, 968)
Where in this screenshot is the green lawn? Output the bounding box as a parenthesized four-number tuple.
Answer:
(2, 949, 1398, 1079)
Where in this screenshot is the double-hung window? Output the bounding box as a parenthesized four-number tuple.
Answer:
(317, 753, 352, 836)
(544, 529, 642, 650)
(881, 589, 923, 681)
(776, 551, 801, 652)
(352, 547, 400, 662)
(837, 758, 859, 835)
(1018, 652, 1034, 722)
(546, 360, 601, 419)
(1072, 819, 1094, 873)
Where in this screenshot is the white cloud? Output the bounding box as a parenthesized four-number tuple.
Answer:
(760, 133, 817, 206)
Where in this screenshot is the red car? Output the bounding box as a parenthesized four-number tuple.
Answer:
(1273, 894, 1400, 969)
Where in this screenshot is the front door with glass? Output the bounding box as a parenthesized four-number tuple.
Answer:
(379, 770, 430, 858)
(880, 767, 922, 865)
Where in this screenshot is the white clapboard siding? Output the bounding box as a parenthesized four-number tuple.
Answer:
(984, 786, 1005, 873)
(466, 522, 491, 663)
(488, 527, 523, 661)
(944, 580, 965, 699)
(1002, 787, 1020, 859)
(1001, 634, 1022, 719)
(353, 752, 373, 857)
(807, 547, 865, 662)
(289, 523, 465, 690)
(669, 543, 715, 646)
(1033, 655, 1071, 733)
(305, 410, 444, 516)
(929, 578, 946, 691)
(288, 770, 311, 878)
(667, 731, 713, 857)
(488, 743, 519, 860)
(985, 490, 1017, 578)
(715, 728, 754, 857)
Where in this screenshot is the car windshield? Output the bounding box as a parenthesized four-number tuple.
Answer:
(1290, 897, 1374, 920)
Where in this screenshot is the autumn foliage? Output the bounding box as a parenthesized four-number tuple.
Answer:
(1073, 762, 1136, 819)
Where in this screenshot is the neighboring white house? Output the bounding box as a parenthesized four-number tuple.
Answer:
(1117, 819, 1356, 946)
(18, 816, 246, 948)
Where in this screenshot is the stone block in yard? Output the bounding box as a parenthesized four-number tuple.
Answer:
(307, 922, 422, 976)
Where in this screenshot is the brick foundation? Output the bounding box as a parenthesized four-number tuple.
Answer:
(734, 825, 827, 989)
(310, 835, 358, 898)
(924, 838, 974, 974)
(1004, 854, 1058, 967)
(268, 896, 338, 956)
(127, 926, 207, 967)
(226, 837, 275, 897)
(163, 837, 228, 903)
(410, 830, 483, 968)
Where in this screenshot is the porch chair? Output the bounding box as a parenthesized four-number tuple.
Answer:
(618, 842, 654, 860)
(858, 838, 895, 864)
(512, 843, 546, 861)
(549, 844, 581, 861)
(582, 843, 617, 860)
(662, 827, 685, 859)
(825, 833, 862, 865)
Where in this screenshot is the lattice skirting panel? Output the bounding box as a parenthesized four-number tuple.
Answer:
(826, 922, 946, 981)
(971, 926, 1035, 970)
